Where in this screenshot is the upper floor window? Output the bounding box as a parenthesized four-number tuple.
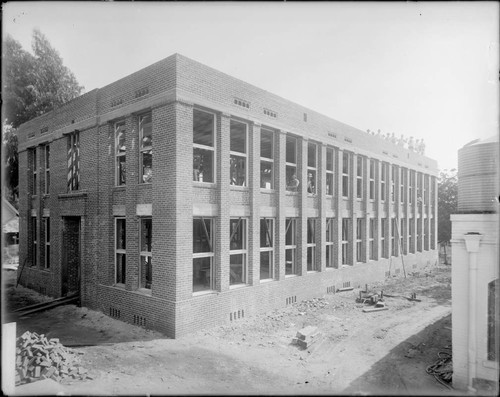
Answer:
(356, 156, 363, 199)
(31, 217, 37, 267)
(44, 145, 50, 195)
(326, 148, 334, 196)
(409, 170, 415, 205)
(424, 174, 429, 205)
(139, 218, 152, 289)
(369, 159, 375, 200)
(31, 148, 37, 195)
(400, 218, 406, 255)
(286, 136, 298, 191)
(307, 143, 317, 194)
(67, 131, 80, 192)
(391, 165, 397, 202)
(342, 152, 350, 198)
(139, 113, 152, 183)
(380, 163, 387, 201)
(260, 128, 274, 189)
(193, 109, 215, 183)
(400, 168, 406, 204)
(230, 120, 247, 186)
(115, 121, 126, 186)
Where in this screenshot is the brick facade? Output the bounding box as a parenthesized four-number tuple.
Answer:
(17, 53, 439, 338)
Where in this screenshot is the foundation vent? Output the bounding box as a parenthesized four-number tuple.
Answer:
(109, 307, 121, 319)
(342, 281, 351, 289)
(327, 286, 335, 294)
(286, 296, 297, 305)
(230, 309, 245, 321)
(133, 315, 146, 327)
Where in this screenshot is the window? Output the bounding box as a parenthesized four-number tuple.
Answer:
(430, 176, 436, 207)
(260, 128, 274, 189)
(285, 218, 297, 274)
(431, 218, 436, 250)
(424, 174, 429, 206)
(342, 152, 350, 198)
(400, 168, 406, 204)
(391, 165, 397, 202)
(326, 218, 335, 268)
(307, 143, 317, 194)
(44, 145, 50, 194)
(381, 218, 388, 258)
(417, 172, 423, 211)
(380, 163, 386, 201)
(139, 218, 152, 289)
(193, 218, 214, 292)
(139, 113, 152, 183)
(32, 148, 37, 195)
(193, 109, 215, 183)
(230, 120, 247, 186)
(391, 218, 398, 257)
(230, 218, 247, 285)
(326, 148, 334, 196)
(286, 137, 298, 191)
(409, 171, 415, 205)
(307, 218, 317, 271)
(67, 131, 80, 191)
(369, 159, 375, 200)
(342, 218, 350, 265)
(369, 218, 376, 260)
(356, 156, 363, 199)
(424, 219, 429, 251)
(487, 279, 499, 361)
(44, 218, 50, 269)
(356, 218, 364, 263)
(417, 220, 422, 252)
(409, 218, 415, 253)
(260, 218, 274, 280)
(31, 217, 37, 267)
(115, 218, 126, 284)
(400, 218, 406, 255)
(115, 121, 126, 186)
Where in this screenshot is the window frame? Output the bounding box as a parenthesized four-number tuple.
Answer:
(31, 216, 37, 267)
(391, 165, 397, 202)
(114, 120, 126, 186)
(139, 217, 152, 290)
(381, 218, 388, 258)
(260, 128, 274, 190)
(285, 218, 298, 275)
(326, 148, 334, 197)
(44, 145, 50, 195)
(380, 162, 387, 202)
(400, 167, 406, 204)
(409, 218, 415, 254)
(44, 217, 50, 269)
(286, 136, 298, 192)
(356, 218, 364, 263)
(259, 218, 274, 280)
(229, 120, 248, 187)
(32, 148, 37, 195)
(342, 218, 351, 265)
(307, 142, 317, 195)
(115, 217, 126, 285)
(356, 156, 363, 199)
(193, 217, 215, 293)
(229, 217, 248, 285)
(326, 218, 335, 268)
(409, 170, 415, 205)
(139, 112, 153, 184)
(306, 218, 317, 271)
(391, 218, 398, 257)
(67, 131, 80, 192)
(193, 108, 216, 184)
(369, 159, 375, 200)
(342, 152, 350, 198)
(369, 218, 376, 260)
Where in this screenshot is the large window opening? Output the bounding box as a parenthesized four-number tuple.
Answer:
(488, 279, 499, 361)
(230, 121, 247, 186)
(342, 218, 351, 265)
(369, 218, 376, 260)
(44, 145, 50, 194)
(391, 218, 398, 257)
(115, 218, 126, 284)
(381, 218, 388, 258)
(193, 109, 215, 183)
(67, 131, 80, 192)
(44, 218, 50, 269)
(31, 217, 37, 267)
(409, 218, 415, 253)
(326, 218, 335, 268)
(230, 218, 247, 285)
(31, 148, 37, 195)
(326, 148, 334, 196)
(139, 218, 152, 289)
(369, 159, 375, 200)
(260, 218, 274, 280)
(356, 218, 364, 263)
(115, 121, 126, 186)
(193, 217, 214, 292)
(380, 163, 387, 201)
(139, 113, 152, 183)
(260, 128, 274, 189)
(286, 137, 298, 191)
(285, 218, 297, 274)
(307, 143, 317, 194)
(400, 218, 406, 255)
(400, 168, 406, 204)
(342, 152, 350, 198)
(409, 171, 415, 205)
(307, 218, 317, 271)
(356, 156, 363, 199)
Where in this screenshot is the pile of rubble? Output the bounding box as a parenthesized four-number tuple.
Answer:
(15, 331, 89, 385)
(294, 298, 329, 313)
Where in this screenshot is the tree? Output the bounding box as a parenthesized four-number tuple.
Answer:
(2, 29, 84, 206)
(438, 168, 458, 263)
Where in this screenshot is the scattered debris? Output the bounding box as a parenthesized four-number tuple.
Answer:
(292, 326, 323, 349)
(426, 349, 453, 389)
(294, 298, 329, 312)
(15, 331, 88, 385)
(362, 302, 388, 313)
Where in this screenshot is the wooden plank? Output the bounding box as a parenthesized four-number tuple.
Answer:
(362, 306, 389, 313)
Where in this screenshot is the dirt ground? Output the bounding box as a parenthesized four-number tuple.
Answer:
(3, 264, 463, 395)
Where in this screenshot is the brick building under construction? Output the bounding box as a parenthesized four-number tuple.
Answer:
(16, 54, 438, 337)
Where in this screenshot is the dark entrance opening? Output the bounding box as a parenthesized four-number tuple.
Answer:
(62, 217, 81, 298)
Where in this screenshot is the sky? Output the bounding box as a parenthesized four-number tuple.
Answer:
(3, 1, 499, 172)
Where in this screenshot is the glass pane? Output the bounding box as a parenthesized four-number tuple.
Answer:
(230, 254, 245, 285)
(116, 253, 126, 284)
(307, 219, 316, 244)
(116, 123, 126, 154)
(193, 257, 212, 292)
(140, 256, 152, 289)
(140, 114, 152, 148)
(286, 136, 296, 164)
(193, 148, 214, 183)
(260, 219, 273, 248)
(285, 219, 296, 246)
(260, 251, 272, 280)
(343, 152, 349, 174)
(117, 155, 126, 185)
(260, 129, 273, 159)
(141, 218, 152, 252)
(307, 170, 316, 194)
(142, 151, 152, 183)
(230, 155, 246, 186)
(307, 246, 315, 271)
(326, 173, 333, 196)
(193, 218, 212, 253)
(326, 219, 333, 242)
(342, 175, 349, 197)
(260, 161, 273, 189)
(342, 219, 349, 241)
(230, 120, 246, 153)
(45, 146, 50, 168)
(116, 219, 126, 250)
(357, 156, 363, 176)
(326, 149, 333, 171)
(193, 110, 214, 147)
(230, 219, 245, 250)
(357, 219, 363, 239)
(285, 249, 295, 275)
(357, 178, 362, 198)
(308, 143, 316, 168)
(286, 166, 299, 191)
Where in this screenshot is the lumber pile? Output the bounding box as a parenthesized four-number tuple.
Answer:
(15, 331, 89, 385)
(292, 326, 323, 349)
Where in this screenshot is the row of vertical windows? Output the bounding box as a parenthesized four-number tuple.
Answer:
(29, 217, 50, 269)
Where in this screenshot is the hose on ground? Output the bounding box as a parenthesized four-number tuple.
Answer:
(426, 348, 453, 389)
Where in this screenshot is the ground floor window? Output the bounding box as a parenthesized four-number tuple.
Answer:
(31, 217, 37, 267)
(424, 219, 429, 251)
(400, 218, 406, 255)
(193, 217, 214, 292)
(488, 279, 499, 361)
(230, 218, 247, 285)
(381, 218, 388, 259)
(44, 218, 50, 269)
(326, 218, 335, 268)
(356, 218, 364, 263)
(260, 218, 274, 280)
(391, 218, 398, 257)
(342, 218, 351, 265)
(139, 218, 152, 289)
(307, 218, 317, 271)
(417, 220, 422, 252)
(369, 218, 376, 260)
(115, 218, 126, 284)
(285, 218, 297, 274)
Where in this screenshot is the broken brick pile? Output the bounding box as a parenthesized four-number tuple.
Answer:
(15, 331, 89, 385)
(294, 298, 329, 312)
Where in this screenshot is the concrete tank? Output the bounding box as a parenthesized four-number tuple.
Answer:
(457, 135, 499, 213)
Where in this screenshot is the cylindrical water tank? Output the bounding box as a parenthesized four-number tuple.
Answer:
(457, 135, 499, 213)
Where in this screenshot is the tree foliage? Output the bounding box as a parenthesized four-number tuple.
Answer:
(2, 29, 84, 206)
(437, 168, 458, 244)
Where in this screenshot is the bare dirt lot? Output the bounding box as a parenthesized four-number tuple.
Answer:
(3, 264, 462, 395)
